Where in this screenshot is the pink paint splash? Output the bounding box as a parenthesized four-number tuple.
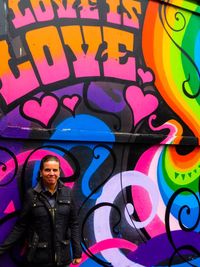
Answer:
(4, 200, 16, 214)
(148, 115, 179, 144)
(70, 238, 137, 266)
(131, 185, 165, 238)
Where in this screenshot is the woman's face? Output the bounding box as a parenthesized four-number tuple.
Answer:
(40, 160, 60, 188)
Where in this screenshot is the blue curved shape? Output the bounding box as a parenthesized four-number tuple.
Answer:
(51, 115, 115, 199)
(51, 114, 115, 143)
(80, 255, 111, 267)
(30, 115, 115, 200)
(195, 31, 200, 72)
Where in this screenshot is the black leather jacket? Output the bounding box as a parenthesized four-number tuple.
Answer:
(0, 180, 82, 266)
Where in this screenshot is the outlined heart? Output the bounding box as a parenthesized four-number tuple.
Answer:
(22, 94, 59, 127)
(62, 95, 81, 113)
(137, 68, 154, 84)
(125, 85, 158, 126)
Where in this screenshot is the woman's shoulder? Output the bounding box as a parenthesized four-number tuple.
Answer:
(24, 187, 36, 201)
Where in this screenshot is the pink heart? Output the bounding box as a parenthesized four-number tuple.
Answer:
(62, 95, 81, 112)
(22, 95, 58, 127)
(125, 85, 158, 126)
(137, 68, 153, 84)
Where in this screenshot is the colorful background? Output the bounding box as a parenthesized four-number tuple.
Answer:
(0, 0, 200, 266)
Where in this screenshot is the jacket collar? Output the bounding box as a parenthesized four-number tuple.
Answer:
(33, 179, 64, 193)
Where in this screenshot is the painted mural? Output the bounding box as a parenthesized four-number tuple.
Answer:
(0, 0, 200, 266)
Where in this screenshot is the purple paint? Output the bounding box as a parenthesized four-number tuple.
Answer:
(128, 231, 200, 266)
(87, 82, 126, 112)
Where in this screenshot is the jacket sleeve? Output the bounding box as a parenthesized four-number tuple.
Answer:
(69, 193, 82, 259)
(0, 189, 33, 255)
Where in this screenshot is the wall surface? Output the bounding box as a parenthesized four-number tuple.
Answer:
(0, 0, 200, 266)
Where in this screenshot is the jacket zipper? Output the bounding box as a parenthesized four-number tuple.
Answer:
(50, 207, 57, 263)
(40, 192, 58, 265)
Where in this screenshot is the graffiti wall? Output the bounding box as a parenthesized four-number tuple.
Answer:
(0, 0, 200, 266)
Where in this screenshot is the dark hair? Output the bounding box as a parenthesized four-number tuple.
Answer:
(39, 155, 60, 171)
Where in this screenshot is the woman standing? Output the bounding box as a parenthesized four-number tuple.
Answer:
(0, 155, 82, 267)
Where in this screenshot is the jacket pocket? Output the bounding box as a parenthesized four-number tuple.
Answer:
(32, 203, 48, 217)
(26, 232, 49, 263)
(26, 232, 39, 262)
(57, 199, 71, 216)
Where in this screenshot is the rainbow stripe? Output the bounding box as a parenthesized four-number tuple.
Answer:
(143, 0, 200, 141)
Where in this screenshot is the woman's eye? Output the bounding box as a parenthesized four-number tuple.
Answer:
(44, 169, 59, 172)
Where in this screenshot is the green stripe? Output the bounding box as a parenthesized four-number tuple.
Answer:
(156, 0, 200, 15)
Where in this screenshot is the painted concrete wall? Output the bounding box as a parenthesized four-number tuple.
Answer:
(0, 0, 199, 266)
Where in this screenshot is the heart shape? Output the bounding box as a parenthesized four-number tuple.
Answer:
(62, 95, 81, 113)
(125, 85, 158, 126)
(137, 68, 154, 84)
(22, 95, 58, 127)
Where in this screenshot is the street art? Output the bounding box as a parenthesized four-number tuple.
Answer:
(0, 0, 200, 266)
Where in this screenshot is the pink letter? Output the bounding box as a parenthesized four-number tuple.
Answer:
(30, 0, 54, 22)
(79, 0, 99, 19)
(8, 0, 35, 29)
(52, 0, 77, 18)
(103, 27, 136, 81)
(122, 0, 141, 29)
(61, 25, 101, 78)
(106, 0, 121, 25)
(26, 26, 70, 85)
(0, 40, 39, 106)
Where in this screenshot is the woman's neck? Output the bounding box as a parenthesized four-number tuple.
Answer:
(42, 181, 57, 194)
